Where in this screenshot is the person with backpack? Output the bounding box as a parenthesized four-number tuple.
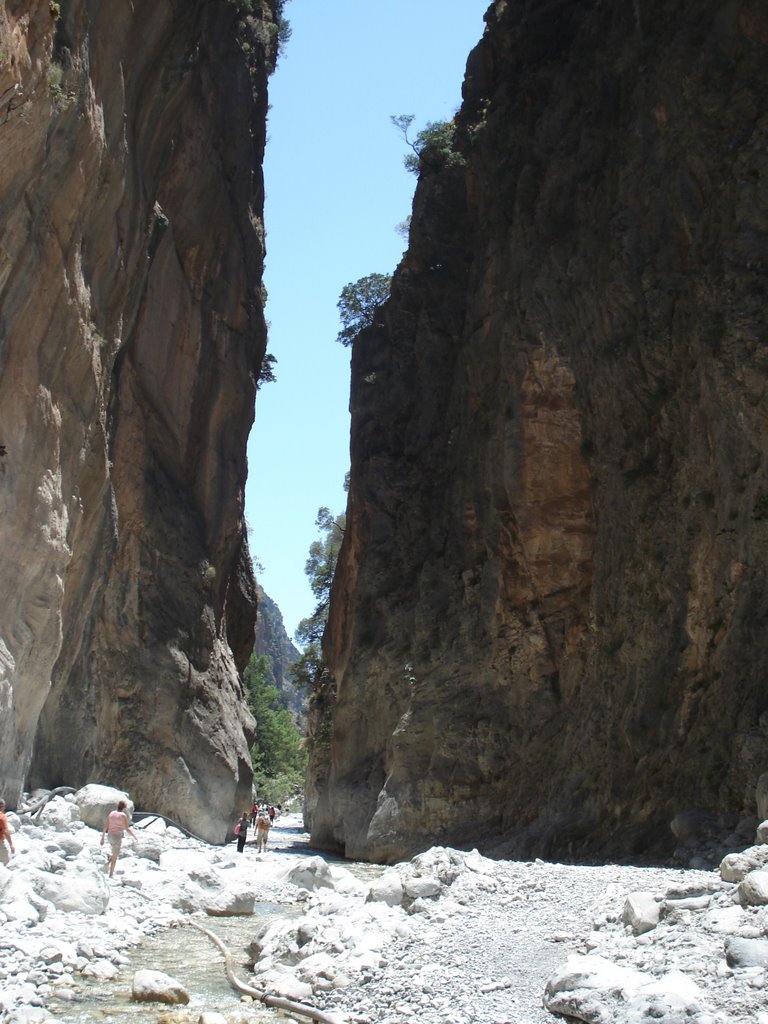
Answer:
(234, 811, 249, 853)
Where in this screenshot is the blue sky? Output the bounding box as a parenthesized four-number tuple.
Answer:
(245, 0, 489, 641)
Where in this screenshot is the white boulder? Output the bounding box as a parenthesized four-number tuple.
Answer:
(28, 862, 109, 914)
(720, 846, 768, 882)
(74, 784, 134, 830)
(544, 954, 703, 1023)
(132, 832, 163, 863)
(403, 874, 441, 899)
(544, 954, 649, 1020)
(203, 885, 256, 916)
(0, 864, 49, 923)
(37, 796, 80, 831)
(738, 869, 768, 907)
(257, 966, 313, 1002)
(131, 969, 190, 1004)
(725, 936, 768, 969)
(366, 868, 404, 906)
(159, 848, 220, 886)
(166, 878, 208, 913)
(286, 856, 361, 894)
(81, 959, 120, 980)
(622, 892, 660, 935)
(703, 904, 746, 933)
(54, 834, 85, 859)
(407, 846, 465, 886)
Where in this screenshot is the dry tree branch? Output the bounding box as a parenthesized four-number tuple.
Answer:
(188, 918, 347, 1024)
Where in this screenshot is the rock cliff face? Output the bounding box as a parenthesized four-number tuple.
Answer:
(308, 0, 768, 862)
(253, 586, 304, 723)
(0, 0, 275, 841)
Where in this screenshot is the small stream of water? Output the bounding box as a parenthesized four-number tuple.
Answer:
(49, 904, 296, 1024)
(45, 821, 384, 1024)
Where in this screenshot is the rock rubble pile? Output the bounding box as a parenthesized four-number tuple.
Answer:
(3, 787, 768, 1024)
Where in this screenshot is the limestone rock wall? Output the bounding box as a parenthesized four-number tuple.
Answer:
(308, 0, 768, 862)
(0, 0, 274, 841)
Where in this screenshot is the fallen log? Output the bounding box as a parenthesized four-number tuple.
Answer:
(18, 787, 76, 819)
(188, 919, 347, 1024)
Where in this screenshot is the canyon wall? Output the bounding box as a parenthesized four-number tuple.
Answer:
(253, 586, 304, 723)
(0, 0, 275, 841)
(308, 0, 768, 862)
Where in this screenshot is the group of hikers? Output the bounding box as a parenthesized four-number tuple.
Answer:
(0, 795, 282, 877)
(102, 797, 280, 866)
(234, 800, 278, 854)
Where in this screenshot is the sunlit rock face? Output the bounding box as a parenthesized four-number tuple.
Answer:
(308, 0, 768, 863)
(0, 0, 273, 841)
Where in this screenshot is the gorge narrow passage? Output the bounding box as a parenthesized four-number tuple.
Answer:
(8, 806, 749, 1024)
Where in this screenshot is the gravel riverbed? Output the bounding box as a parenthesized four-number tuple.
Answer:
(2, 792, 768, 1024)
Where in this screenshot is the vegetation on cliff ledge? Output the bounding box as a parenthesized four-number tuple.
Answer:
(336, 273, 391, 347)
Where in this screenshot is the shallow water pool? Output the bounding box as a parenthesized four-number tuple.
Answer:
(48, 903, 298, 1024)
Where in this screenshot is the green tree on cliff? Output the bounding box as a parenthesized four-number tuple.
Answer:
(291, 506, 346, 689)
(336, 273, 391, 346)
(256, 351, 277, 389)
(391, 113, 463, 174)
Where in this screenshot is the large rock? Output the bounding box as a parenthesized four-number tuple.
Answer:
(544, 955, 704, 1024)
(37, 796, 80, 832)
(54, 834, 85, 859)
(737, 870, 768, 907)
(622, 892, 660, 936)
(131, 832, 163, 863)
(131, 969, 190, 1005)
(203, 885, 256, 916)
(0, 865, 49, 924)
(28, 862, 109, 915)
(0, 0, 277, 843)
(725, 936, 768, 970)
(670, 811, 719, 847)
(403, 875, 441, 900)
(720, 847, 768, 883)
(286, 856, 361, 895)
(306, 0, 768, 863)
(74, 785, 133, 830)
(366, 869, 404, 907)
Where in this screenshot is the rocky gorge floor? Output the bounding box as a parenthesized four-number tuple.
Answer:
(2, 789, 768, 1024)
